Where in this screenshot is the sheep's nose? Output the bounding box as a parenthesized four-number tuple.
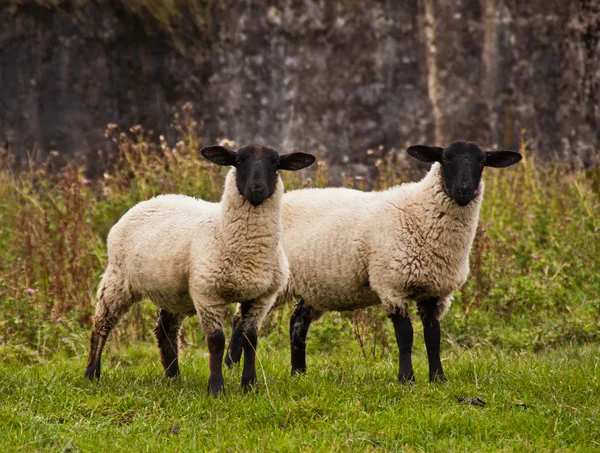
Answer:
(250, 184, 265, 196)
(457, 187, 472, 198)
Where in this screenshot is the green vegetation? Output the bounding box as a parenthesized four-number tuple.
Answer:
(1, 110, 599, 450)
(1, 342, 599, 452)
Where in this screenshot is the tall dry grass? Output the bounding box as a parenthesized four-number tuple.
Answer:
(1, 114, 598, 362)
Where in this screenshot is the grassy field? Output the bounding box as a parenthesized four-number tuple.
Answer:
(1, 116, 599, 451)
(1, 338, 599, 452)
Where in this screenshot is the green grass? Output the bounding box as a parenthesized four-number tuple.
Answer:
(1, 335, 599, 452)
(1, 112, 599, 451)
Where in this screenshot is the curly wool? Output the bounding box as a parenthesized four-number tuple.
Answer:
(281, 162, 483, 318)
(96, 168, 289, 332)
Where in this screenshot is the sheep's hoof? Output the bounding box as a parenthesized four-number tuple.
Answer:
(241, 373, 256, 392)
(291, 367, 307, 376)
(398, 372, 415, 384)
(207, 375, 225, 397)
(224, 354, 237, 369)
(242, 383, 256, 393)
(429, 372, 447, 383)
(84, 365, 100, 381)
(164, 366, 180, 379)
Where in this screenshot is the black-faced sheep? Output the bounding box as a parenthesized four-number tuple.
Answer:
(84, 144, 315, 396)
(226, 141, 521, 384)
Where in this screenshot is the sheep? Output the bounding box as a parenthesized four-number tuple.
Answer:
(226, 141, 521, 384)
(84, 144, 316, 396)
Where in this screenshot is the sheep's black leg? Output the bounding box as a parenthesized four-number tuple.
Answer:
(224, 308, 245, 369)
(390, 312, 415, 384)
(207, 329, 226, 397)
(84, 267, 137, 381)
(84, 330, 109, 381)
(241, 325, 258, 392)
(154, 309, 185, 378)
(418, 297, 446, 383)
(231, 300, 259, 391)
(235, 296, 278, 391)
(85, 290, 135, 380)
(290, 301, 314, 376)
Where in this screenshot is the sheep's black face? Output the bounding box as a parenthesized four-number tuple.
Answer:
(200, 144, 316, 207)
(234, 145, 281, 206)
(439, 142, 486, 206)
(407, 141, 522, 207)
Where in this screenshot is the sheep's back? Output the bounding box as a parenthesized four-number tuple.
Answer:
(106, 194, 218, 299)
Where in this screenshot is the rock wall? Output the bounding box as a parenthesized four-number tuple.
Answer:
(1, 0, 598, 171)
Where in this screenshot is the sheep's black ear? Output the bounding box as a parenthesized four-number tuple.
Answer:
(485, 151, 522, 168)
(278, 152, 316, 171)
(407, 145, 443, 163)
(200, 146, 237, 166)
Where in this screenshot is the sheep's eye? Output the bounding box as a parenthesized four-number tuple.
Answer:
(479, 160, 485, 169)
(441, 157, 449, 165)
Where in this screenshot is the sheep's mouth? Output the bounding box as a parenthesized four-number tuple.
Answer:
(455, 197, 473, 207)
(443, 179, 479, 207)
(247, 197, 266, 207)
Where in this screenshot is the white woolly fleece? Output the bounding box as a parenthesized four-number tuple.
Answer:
(281, 162, 483, 318)
(97, 168, 289, 332)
